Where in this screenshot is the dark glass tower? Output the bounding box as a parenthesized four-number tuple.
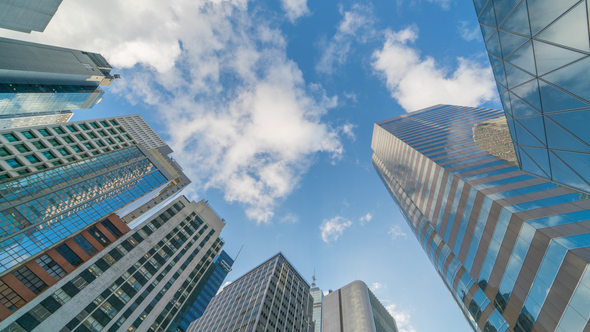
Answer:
(474, 0, 590, 195)
(373, 104, 590, 332)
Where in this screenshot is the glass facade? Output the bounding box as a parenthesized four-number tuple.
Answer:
(310, 287, 323, 332)
(0, 0, 63, 33)
(187, 253, 314, 332)
(175, 250, 234, 332)
(372, 105, 590, 332)
(475, 0, 590, 195)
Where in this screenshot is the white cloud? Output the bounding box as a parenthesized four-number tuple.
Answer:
(371, 282, 386, 291)
(280, 0, 310, 22)
(280, 213, 299, 223)
(316, 4, 375, 74)
(341, 123, 356, 141)
(320, 216, 352, 243)
(388, 224, 407, 241)
(459, 21, 482, 42)
(0, 0, 348, 224)
(217, 281, 232, 295)
(371, 25, 497, 112)
(385, 303, 417, 332)
(427, 0, 453, 10)
(359, 212, 373, 225)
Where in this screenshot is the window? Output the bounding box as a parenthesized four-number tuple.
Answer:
(42, 151, 56, 160)
(84, 143, 94, 150)
(62, 136, 74, 144)
(75, 134, 87, 141)
(108, 129, 116, 135)
(35, 254, 66, 280)
(106, 138, 115, 145)
(38, 129, 52, 137)
(114, 136, 123, 142)
(66, 157, 76, 162)
(109, 120, 118, 126)
(117, 127, 125, 133)
(92, 151, 100, 156)
(53, 127, 65, 134)
(100, 121, 109, 127)
(102, 148, 110, 153)
(13, 144, 29, 153)
(3, 134, 19, 142)
(80, 154, 88, 159)
(13, 266, 47, 294)
(66, 125, 78, 132)
(35, 165, 47, 170)
(98, 130, 107, 137)
(0, 281, 25, 311)
(47, 138, 61, 147)
(113, 145, 120, 150)
(83, 316, 104, 332)
(29, 303, 51, 322)
(90, 122, 99, 129)
(124, 134, 132, 141)
(52, 289, 71, 305)
(71, 145, 83, 153)
(5, 158, 23, 169)
(52, 160, 62, 166)
(32, 141, 46, 150)
(0, 174, 11, 181)
(88, 227, 111, 246)
(73, 235, 98, 256)
(87, 132, 97, 139)
(55, 244, 84, 267)
(25, 154, 40, 164)
(79, 124, 90, 131)
(101, 220, 123, 238)
(71, 275, 88, 290)
(100, 302, 118, 318)
(0, 147, 11, 157)
(21, 131, 35, 139)
(87, 264, 103, 278)
(16, 169, 29, 175)
(95, 140, 105, 147)
(114, 288, 131, 303)
(57, 148, 71, 156)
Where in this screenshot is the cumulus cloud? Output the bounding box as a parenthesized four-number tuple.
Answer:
(320, 216, 352, 243)
(359, 212, 373, 225)
(0, 0, 347, 224)
(371, 25, 497, 112)
(459, 21, 482, 42)
(371, 282, 386, 291)
(316, 4, 375, 74)
(385, 303, 417, 332)
(388, 224, 407, 241)
(280, 0, 310, 22)
(427, 0, 453, 10)
(217, 281, 232, 295)
(280, 213, 299, 223)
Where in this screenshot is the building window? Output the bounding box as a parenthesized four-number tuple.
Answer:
(38, 129, 52, 137)
(82, 316, 104, 332)
(66, 125, 78, 132)
(53, 127, 65, 135)
(71, 145, 83, 153)
(31, 141, 46, 150)
(35, 165, 47, 171)
(0, 147, 11, 157)
(51, 160, 62, 166)
(88, 227, 111, 246)
(47, 138, 61, 147)
(106, 138, 115, 145)
(0, 280, 26, 311)
(25, 154, 41, 164)
(90, 122, 99, 129)
(75, 134, 87, 141)
(3, 133, 19, 142)
(42, 151, 56, 160)
(13, 144, 30, 153)
(108, 129, 116, 135)
(13, 266, 47, 294)
(29, 303, 51, 322)
(35, 254, 66, 280)
(5, 158, 23, 169)
(87, 132, 97, 139)
(80, 154, 89, 159)
(62, 136, 74, 144)
(73, 235, 98, 256)
(100, 121, 109, 127)
(98, 130, 107, 137)
(79, 124, 90, 131)
(66, 157, 76, 162)
(51, 289, 71, 305)
(101, 220, 124, 238)
(115, 136, 123, 143)
(109, 120, 118, 126)
(95, 140, 105, 147)
(84, 143, 94, 150)
(57, 148, 71, 156)
(56, 244, 84, 267)
(21, 131, 35, 139)
(117, 127, 125, 133)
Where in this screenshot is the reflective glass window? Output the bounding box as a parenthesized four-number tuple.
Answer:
(5, 158, 23, 168)
(95, 140, 105, 147)
(84, 143, 94, 150)
(51, 160, 62, 166)
(75, 134, 87, 141)
(13, 266, 47, 294)
(73, 235, 98, 256)
(87, 132, 97, 139)
(25, 154, 40, 164)
(52, 289, 71, 305)
(35, 165, 47, 170)
(13, 144, 29, 153)
(55, 244, 84, 267)
(0, 147, 11, 157)
(109, 120, 118, 126)
(62, 136, 74, 144)
(80, 153, 88, 159)
(57, 148, 71, 156)
(3, 134, 18, 142)
(47, 138, 61, 147)
(16, 168, 29, 175)
(31, 141, 46, 150)
(21, 131, 35, 139)
(66, 125, 78, 132)
(115, 136, 123, 143)
(0, 280, 25, 311)
(71, 145, 83, 153)
(102, 148, 110, 153)
(42, 151, 56, 160)
(35, 254, 66, 280)
(38, 129, 51, 137)
(106, 138, 115, 145)
(90, 122, 99, 129)
(117, 127, 125, 133)
(98, 130, 107, 137)
(53, 127, 65, 134)
(124, 134, 132, 141)
(92, 151, 100, 156)
(88, 227, 111, 246)
(79, 124, 90, 131)
(101, 220, 123, 238)
(107, 129, 116, 135)
(100, 121, 109, 127)
(66, 157, 76, 162)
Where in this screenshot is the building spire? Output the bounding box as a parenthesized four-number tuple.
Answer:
(312, 269, 316, 288)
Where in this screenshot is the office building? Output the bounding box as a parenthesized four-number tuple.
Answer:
(310, 274, 323, 332)
(173, 250, 234, 332)
(372, 104, 590, 332)
(0, 196, 227, 332)
(0, 37, 116, 120)
(322, 281, 397, 332)
(0, 115, 190, 276)
(0, 0, 63, 33)
(475, 0, 590, 195)
(0, 111, 72, 130)
(187, 253, 314, 332)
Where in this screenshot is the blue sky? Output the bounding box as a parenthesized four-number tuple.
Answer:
(0, 0, 504, 331)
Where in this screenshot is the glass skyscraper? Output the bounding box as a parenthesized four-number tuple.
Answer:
(322, 281, 397, 332)
(0, 0, 63, 33)
(310, 278, 323, 332)
(187, 253, 315, 332)
(474, 0, 590, 195)
(372, 104, 590, 332)
(173, 250, 234, 332)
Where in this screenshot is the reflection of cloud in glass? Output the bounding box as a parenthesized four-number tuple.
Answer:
(473, 116, 519, 165)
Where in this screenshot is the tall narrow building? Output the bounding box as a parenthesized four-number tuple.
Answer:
(187, 253, 315, 332)
(372, 104, 590, 332)
(310, 273, 323, 332)
(322, 281, 397, 332)
(0, 0, 63, 33)
(0, 115, 190, 276)
(474, 0, 590, 195)
(0, 196, 227, 332)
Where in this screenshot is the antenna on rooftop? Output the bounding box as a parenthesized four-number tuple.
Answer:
(312, 269, 316, 288)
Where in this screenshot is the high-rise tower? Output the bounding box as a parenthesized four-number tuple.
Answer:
(373, 104, 590, 332)
(474, 0, 590, 195)
(0, 0, 63, 33)
(310, 272, 323, 332)
(187, 253, 315, 332)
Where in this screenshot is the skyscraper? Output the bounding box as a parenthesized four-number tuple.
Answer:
(322, 281, 397, 332)
(0, 196, 227, 332)
(0, 115, 190, 276)
(0, 111, 73, 130)
(173, 250, 234, 332)
(0, 37, 116, 120)
(372, 104, 590, 332)
(474, 0, 590, 195)
(187, 253, 315, 332)
(310, 273, 323, 332)
(0, 0, 63, 33)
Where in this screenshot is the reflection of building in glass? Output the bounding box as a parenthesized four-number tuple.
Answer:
(322, 280, 397, 332)
(0, 110, 72, 130)
(0, 196, 228, 332)
(0, 115, 190, 276)
(173, 250, 234, 332)
(187, 253, 315, 332)
(0, 0, 63, 33)
(0, 37, 116, 121)
(473, 117, 519, 166)
(373, 104, 590, 332)
(475, 1, 590, 195)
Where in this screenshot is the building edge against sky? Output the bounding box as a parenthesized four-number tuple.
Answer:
(0, 0, 63, 33)
(372, 104, 590, 332)
(474, 0, 590, 196)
